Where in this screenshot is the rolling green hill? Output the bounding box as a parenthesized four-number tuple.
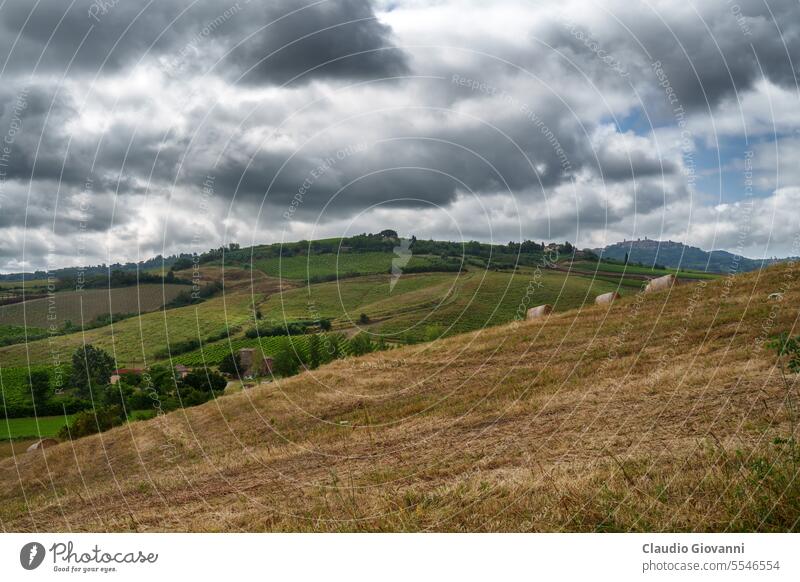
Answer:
(0, 235, 685, 372)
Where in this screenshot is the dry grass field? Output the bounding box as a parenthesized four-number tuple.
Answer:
(1, 264, 798, 532)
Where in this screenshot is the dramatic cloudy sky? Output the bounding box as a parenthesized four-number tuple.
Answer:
(0, 0, 798, 271)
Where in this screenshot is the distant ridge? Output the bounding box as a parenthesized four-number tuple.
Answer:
(592, 238, 782, 273)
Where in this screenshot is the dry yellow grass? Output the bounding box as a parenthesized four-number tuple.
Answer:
(1, 264, 798, 532)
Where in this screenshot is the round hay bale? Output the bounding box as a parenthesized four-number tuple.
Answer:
(595, 291, 621, 305)
(26, 438, 59, 453)
(526, 304, 553, 319)
(644, 273, 678, 294)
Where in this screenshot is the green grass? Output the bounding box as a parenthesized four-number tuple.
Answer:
(0, 324, 47, 341)
(252, 252, 446, 280)
(129, 410, 157, 421)
(0, 284, 190, 328)
(1, 410, 156, 439)
(0, 414, 74, 440)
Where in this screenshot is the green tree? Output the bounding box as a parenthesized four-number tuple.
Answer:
(359, 313, 370, 324)
(70, 345, 115, 397)
(102, 383, 133, 410)
(219, 352, 241, 376)
(127, 389, 155, 411)
(181, 368, 227, 393)
(319, 318, 332, 332)
(27, 370, 51, 410)
(272, 338, 301, 377)
(308, 334, 322, 369)
(148, 364, 176, 395)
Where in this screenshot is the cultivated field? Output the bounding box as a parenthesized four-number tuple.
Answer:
(0, 284, 189, 328)
(569, 260, 720, 279)
(252, 252, 446, 280)
(2, 264, 796, 531)
(0, 271, 290, 367)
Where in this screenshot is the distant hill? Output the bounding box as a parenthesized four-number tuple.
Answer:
(593, 238, 783, 273)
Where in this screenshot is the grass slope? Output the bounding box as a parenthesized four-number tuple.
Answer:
(376, 269, 620, 340)
(252, 269, 620, 342)
(2, 264, 797, 532)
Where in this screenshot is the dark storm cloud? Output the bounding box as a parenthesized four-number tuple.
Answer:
(0, 0, 192, 75)
(0, 0, 406, 83)
(545, 0, 800, 112)
(0, 0, 409, 196)
(205, 102, 679, 223)
(227, 0, 408, 85)
(205, 117, 554, 216)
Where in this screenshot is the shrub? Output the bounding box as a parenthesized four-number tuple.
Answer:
(181, 369, 227, 393)
(180, 389, 213, 407)
(350, 332, 375, 356)
(58, 405, 124, 440)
